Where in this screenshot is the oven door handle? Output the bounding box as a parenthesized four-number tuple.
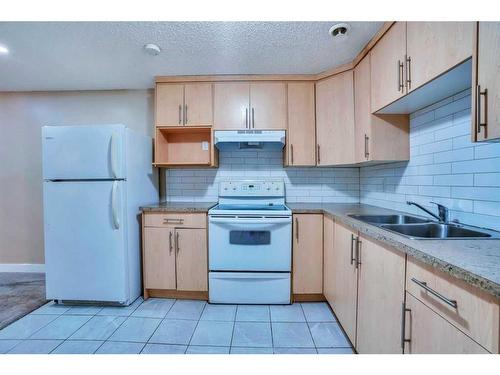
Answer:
(209, 217, 291, 225)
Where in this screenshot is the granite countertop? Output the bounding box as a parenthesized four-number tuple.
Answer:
(288, 203, 500, 299)
(140, 201, 216, 213)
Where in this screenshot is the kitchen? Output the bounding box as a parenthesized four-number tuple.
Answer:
(0, 3, 499, 369)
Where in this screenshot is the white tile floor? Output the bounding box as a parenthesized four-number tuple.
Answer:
(0, 298, 354, 354)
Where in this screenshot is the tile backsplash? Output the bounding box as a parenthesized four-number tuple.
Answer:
(165, 150, 360, 204)
(360, 88, 500, 231)
(165, 88, 500, 231)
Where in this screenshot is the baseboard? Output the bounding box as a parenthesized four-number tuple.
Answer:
(0, 263, 46, 273)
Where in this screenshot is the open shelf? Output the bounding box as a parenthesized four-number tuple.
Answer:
(154, 127, 216, 167)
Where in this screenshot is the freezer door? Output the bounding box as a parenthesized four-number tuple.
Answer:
(43, 180, 129, 303)
(42, 125, 126, 180)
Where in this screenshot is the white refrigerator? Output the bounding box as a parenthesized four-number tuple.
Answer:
(42, 124, 158, 305)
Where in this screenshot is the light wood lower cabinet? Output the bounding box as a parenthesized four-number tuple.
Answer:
(328, 222, 359, 345)
(323, 215, 335, 304)
(142, 213, 208, 299)
(292, 214, 323, 295)
(356, 235, 406, 353)
(143, 227, 176, 290)
(404, 293, 488, 354)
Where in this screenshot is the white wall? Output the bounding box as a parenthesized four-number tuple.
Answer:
(360, 89, 500, 230)
(165, 150, 360, 203)
(0, 90, 154, 265)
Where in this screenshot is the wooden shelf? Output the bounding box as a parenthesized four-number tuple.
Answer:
(154, 127, 216, 167)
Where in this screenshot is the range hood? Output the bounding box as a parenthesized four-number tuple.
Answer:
(214, 130, 286, 151)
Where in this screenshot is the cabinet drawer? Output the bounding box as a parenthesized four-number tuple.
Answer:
(144, 213, 207, 228)
(406, 258, 499, 353)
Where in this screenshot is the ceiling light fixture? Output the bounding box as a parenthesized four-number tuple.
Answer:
(143, 43, 161, 56)
(0, 44, 9, 55)
(329, 23, 351, 39)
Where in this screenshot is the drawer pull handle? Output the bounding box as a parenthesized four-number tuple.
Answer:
(411, 278, 458, 308)
(162, 218, 184, 224)
(400, 302, 411, 351)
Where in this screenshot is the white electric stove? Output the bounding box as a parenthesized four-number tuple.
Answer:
(208, 180, 292, 304)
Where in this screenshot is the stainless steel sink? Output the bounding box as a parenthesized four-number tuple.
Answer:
(380, 223, 495, 239)
(348, 214, 430, 225)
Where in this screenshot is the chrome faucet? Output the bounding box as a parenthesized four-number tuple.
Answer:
(406, 201, 450, 223)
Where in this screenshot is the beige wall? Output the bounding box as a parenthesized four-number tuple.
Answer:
(0, 89, 155, 265)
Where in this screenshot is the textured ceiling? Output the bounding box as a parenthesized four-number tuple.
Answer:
(0, 22, 383, 91)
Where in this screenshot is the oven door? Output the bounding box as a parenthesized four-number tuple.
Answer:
(209, 215, 292, 271)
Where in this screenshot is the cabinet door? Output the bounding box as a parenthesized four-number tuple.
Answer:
(404, 293, 488, 354)
(329, 222, 358, 345)
(292, 214, 323, 294)
(184, 83, 213, 126)
(475, 22, 500, 141)
(407, 22, 473, 92)
(354, 55, 372, 163)
(370, 22, 407, 112)
(156, 84, 184, 127)
(323, 215, 335, 304)
(250, 82, 287, 129)
(287, 82, 316, 166)
(315, 71, 355, 166)
(356, 236, 406, 353)
(143, 227, 176, 290)
(213, 82, 250, 130)
(175, 228, 208, 292)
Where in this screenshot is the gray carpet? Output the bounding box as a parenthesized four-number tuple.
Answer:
(0, 272, 46, 330)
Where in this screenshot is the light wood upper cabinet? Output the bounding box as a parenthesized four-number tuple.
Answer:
(184, 83, 213, 126)
(287, 82, 316, 166)
(156, 84, 185, 126)
(406, 22, 473, 93)
(316, 71, 355, 166)
(292, 214, 323, 294)
(249, 82, 287, 130)
(474, 22, 500, 141)
(370, 22, 407, 112)
(356, 235, 406, 353)
(354, 54, 410, 163)
(404, 293, 488, 354)
(214, 82, 250, 130)
(329, 222, 358, 345)
(143, 227, 176, 290)
(176, 228, 208, 292)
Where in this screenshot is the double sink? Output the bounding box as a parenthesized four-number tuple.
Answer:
(348, 214, 500, 239)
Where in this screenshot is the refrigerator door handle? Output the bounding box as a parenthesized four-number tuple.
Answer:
(110, 132, 119, 178)
(111, 181, 120, 230)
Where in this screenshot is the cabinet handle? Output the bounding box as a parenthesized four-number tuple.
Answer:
(350, 234, 356, 265)
(476, 85, 488, 137)
(245, 108, 249, 129)
(295, 217, 299, 241)
(252, 107, 255, 128)
(162, 218, 184, 224)
(406, 55, 412, 91)
(184, 104, 188, 125)
(355, 238, 361, 269)
(411, 278, 458, 308)
(317, 144, 321, 164)
(398, 60, 404, 92)
(364, 134, 369, 159)
(290, 144, 294, 165)
(400, 303, 411, 351)
(168, 231, 173, 253)
(176, 232, 180, 253)
(178, 105, 182, 125)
